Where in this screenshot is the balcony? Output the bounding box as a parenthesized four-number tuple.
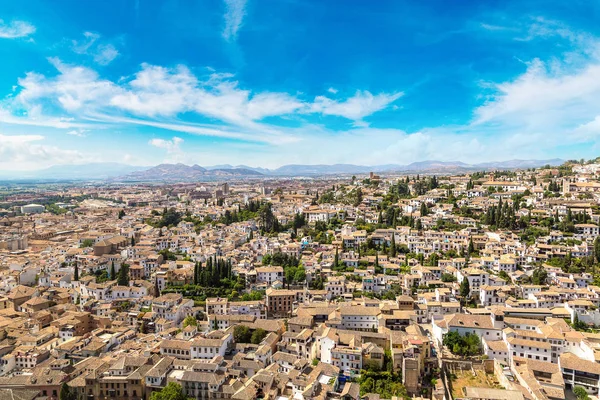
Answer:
(573, 376, 600, 387)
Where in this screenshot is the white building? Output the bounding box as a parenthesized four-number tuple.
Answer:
(21, 204, 45, 214)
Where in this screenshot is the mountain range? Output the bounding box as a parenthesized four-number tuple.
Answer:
(0, 159, 565, 181)
(118, 164, 263, 181)
(113, 158, 566, 180)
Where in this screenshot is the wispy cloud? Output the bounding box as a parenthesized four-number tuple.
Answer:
(71, 32, 119, 65)
(479, 23, 516, 32)
(94, 44, 119, 65)
(67, 129, 87, 137)
(310, 90, 403, 121)
(0, 19, 35, 39)
(222, 0, 247, 42)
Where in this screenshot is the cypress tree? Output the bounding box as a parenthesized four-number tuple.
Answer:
(73, 264, 79, 281)
(117, 264, 129, 286)
(110, 261, 116, 279)
(389, 235, 397, 258)
(468, 237, 474, 255)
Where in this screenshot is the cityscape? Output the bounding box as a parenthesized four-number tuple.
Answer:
(1, 1, 600, 400)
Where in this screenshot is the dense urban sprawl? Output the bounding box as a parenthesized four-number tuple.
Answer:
(1, 161, 600, 400)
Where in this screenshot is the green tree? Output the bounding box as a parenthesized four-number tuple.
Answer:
(573, 386, 590, 400)
(443, 331, 482, 356)
(594, 237, 600, 263)
(233, 325, 252, 343)
(59, 383, 76, 400)
(73, 264, 79, 281)
(389, 235, 397, 258)
(118, 209, 126, 219)
(110, 261, 116, 280)
(532, 267, 548, 285)
(117, 263, 130, 286)
(428, 253, 439, 267)
(294, 269, 306, 282)
(250, 328, 268, 344)
(183, 316, 197, 328)
(420, 202, 429, 217)
(498, 271, 510, 282)
(81, 239, 94, 248)
(150, 382, 189, 400)
(460, 278, 470, 299)
(157, 208, 182, 228)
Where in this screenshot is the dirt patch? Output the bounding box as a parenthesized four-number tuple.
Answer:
(448, 369, 502, 398)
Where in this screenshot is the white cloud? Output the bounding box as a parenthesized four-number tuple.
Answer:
(110, 64, 197, 117)
(5, 59, 404, 149)
(472, 55, 600, 150)
(94, 44, 119, 65)
(468, 17, 600, 156)
(0, 19, 35, 39)
(327, 87, 338, 94)
(222, 0, 247, 42)
(475, 59, 600, 129)
(17, 57, 120, 112)
(67, 129, 87, 137)
(479, 23, 514, 32)
(72, 32, 119, 65)
(149, 136, 184, 154)
(72, 31, 100, 53)
(310, 90, 403, 121)
(109, 64, 304, 127)
(0, 133, 85, 170)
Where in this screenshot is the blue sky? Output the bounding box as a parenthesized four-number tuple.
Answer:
(0, 0, 599, 170)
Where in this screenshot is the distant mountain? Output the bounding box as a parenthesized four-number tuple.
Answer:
(473, 159, 564, 169)
(402, 160, 471, 171)
(117, 163, 263, 181)
(205, 164, 272, 175)
(0, 158, 566, 181)
(271, 164, 375, 175)
(260, 159, 564, 176)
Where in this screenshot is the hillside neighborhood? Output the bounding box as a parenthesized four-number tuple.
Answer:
(1, 160, 600, 400)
